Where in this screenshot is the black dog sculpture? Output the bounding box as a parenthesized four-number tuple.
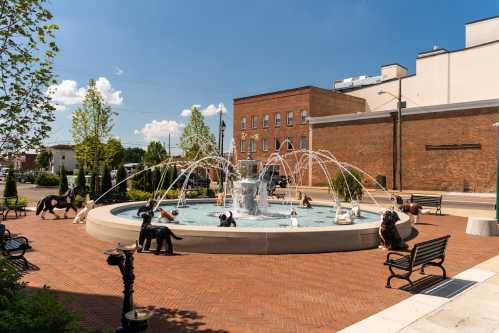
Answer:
(379, 210, 408, 250)
(36, 186, 80, 219)
(137, 198, 157, 217)
(219, 211, 236, 227)
(138, 212, 182, 255)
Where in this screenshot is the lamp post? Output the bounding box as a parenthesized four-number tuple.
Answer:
(378, 78, 405, 191)
(104, 242, 152, 333)
(217, 105, 226, 193)
(493, 122, 499, 220)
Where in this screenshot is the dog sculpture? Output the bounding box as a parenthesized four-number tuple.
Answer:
(216, 192, 225, 206)
(158, 207, 178, 222)
(73, 199, 95, 224)
(137, 212, 183, 255)
(290, 208, 299, 227)
(379, 210, 408, 250)
(36, 186, 81, 219)
(301, 193, 312, 208)
(219, 211, 237, 227)
(137, 198, 156, 217)
(399, 201, 423, 224)
(335, 205, 353, 225)
(351, 200, 361, 218)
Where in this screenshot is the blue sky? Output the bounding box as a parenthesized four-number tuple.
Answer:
(47, 0, 499, 153)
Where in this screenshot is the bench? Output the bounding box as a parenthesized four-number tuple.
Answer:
(410, 194, 443, 215)
(0, 224, 30, 268)
(0, 196, 27, 220)
(384, 235, 450, 288)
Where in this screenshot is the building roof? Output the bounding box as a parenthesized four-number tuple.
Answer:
(466, 15, 499, 25)
(234, 86, 315, 102)
(49, 144, 75, 150)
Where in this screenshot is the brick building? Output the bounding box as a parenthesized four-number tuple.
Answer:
(233, 16, 499, 192)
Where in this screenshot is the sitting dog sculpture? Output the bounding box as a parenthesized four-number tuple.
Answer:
(351, 200, 361, 218)
(137, 198, 157, 217)
(290, 208, 299, 227)
(301, 193, 312, 208)
(216, 192, 225, 206)
(335, 205, 353, 225)
(158, 207, 179, 222)
(379, 209, 408, 250)
(219, 211, 236, 227)
(137, 211, 183, 255)
(73, 199, 95, 224)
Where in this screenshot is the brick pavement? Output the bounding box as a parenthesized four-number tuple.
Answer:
(4, 213, 499, 332)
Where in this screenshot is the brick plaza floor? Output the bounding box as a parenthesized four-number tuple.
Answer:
(4, 213, 499, 332)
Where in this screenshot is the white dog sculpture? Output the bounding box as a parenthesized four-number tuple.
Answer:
(73, 200, 95, 224)
(335, 205, 353, 225)
(351, 200, 361, 218)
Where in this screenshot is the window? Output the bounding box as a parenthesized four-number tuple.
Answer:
(286, 137, 293, 150)
(249, 139, 257, 153)
(263, 114, 269, 128)
(287, 111, 293, 126)
(240, 117, 247, 129)
(274, 113, 281, 127)
(274, 137, 281, 151)
(251, 115, 257, 129)
(300, 110, 307, 123)
(300, 135, 308, 149)
(262, 137, 268, 151)
(240, 139, 246, 152)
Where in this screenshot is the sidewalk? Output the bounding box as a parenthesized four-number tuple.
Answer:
(339, 255, 499, 333)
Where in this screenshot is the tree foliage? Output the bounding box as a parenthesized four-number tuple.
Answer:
(100, 164, 112, 194)
(179, 107, 216, 160)
(330, 168, 363, 202)
(116, 165, 127, 194)
(123, 147, 144, 164)
(58, 165, 68, 195)
(3, 167, 17, 197)
(144, 141, 167, 166)
(104, 138, 124, 169)
(71, 79, 115, 172)
(76, 165, 86, 192)
(0, 0, 59, 157)
(35, 150, 52, 170)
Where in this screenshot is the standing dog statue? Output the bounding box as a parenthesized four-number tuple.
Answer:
(36, 186, 81, 219)
(137, 198, 157, 217)
(219, 211, 237, 227)
(73, 198, 95, 224)
(137, 211, 183, 255)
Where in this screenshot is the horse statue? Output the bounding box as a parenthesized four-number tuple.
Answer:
(36, 186, 81, 219)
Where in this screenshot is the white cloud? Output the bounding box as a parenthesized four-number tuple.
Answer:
(180, 103, 227, 117)
(114, 66, 124, 76)
(47, 77, 123, 110)
(134, 120, 185, 142)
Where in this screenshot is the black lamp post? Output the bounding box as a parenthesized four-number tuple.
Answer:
(104, 242, 152, 333)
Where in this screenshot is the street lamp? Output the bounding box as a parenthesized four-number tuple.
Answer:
(104, 242, 152, 333)
(217, 105, 226, 193)
(493, 122, 499, 220)
(378, 78, 405, 191)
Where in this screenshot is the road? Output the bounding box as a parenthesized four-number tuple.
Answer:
(0, 181, 57, 205)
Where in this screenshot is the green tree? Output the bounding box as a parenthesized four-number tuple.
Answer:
(71, 79, 115, 172)
(35, 150, 52, 170)
(144, 141, 167, 166)
(100, 165, 112, 194)
(116, 165, 127, 194)
(3, 167, 17, 198)
(171, 164, 179, 189)
(104, 138, 125, 169)
(89, 171, 97, 195)
(330, 168, 363, 202)
(179, 106, 216, 160)
(58, 166, 68, 195)
(76, 166, 86, 193)
(152, 167, 161, 191)
(161, 166, 171, 190)
(123, 147, 145, 163)
(0, 0, 59, 157)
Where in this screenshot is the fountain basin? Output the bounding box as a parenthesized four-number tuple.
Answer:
(86, 199, 411, 254)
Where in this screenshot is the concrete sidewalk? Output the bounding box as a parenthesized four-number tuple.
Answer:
(339, 255, 499, 333)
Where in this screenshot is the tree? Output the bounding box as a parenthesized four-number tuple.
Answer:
(0, 0, 59, 157)
(123, 147, 145, 164)
(35, 150, 52, 170)
(3, 167, 17, 198)
(116, 165, 127, 194)
(58, 166, 68, 195)
(179, 106, 216, 160)
(104, 138, 125, 169)
(330, 168, 363, 202)
(100, 165, 112, 194)
(71, 79, 115, 172)
(161, 166, 171, 190)
(89, 171, 97, 195)
(171, 164, 178, 189)
(76, 166, 86, 193)
(144, 141, 167, 166)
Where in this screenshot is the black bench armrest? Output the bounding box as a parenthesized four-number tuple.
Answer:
(385, 251, 406, 263)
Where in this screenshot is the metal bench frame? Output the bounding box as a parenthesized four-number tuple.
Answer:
(384, 235, 450, 288)
(410, 194, 443, 215)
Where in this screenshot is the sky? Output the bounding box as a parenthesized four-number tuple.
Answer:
(47, 0, 499, 153)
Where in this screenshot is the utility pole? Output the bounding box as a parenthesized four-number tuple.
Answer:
(168, 132, 171, 156)
(397, 78, 403, 192)
(494, 122, 499, 220)
(217, 107, 223, 192)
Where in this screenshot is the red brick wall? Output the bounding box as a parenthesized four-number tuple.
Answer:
(309, 88, 366, 117)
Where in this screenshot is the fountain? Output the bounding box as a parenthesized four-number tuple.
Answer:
(85, 145, 412, 254)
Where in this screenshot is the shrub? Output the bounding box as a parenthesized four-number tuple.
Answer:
(89, 172, 97, 194)
(35, 173, 60, 187)
(76, 166, 86, 193)
(59, 166, 68, 195)
(127, 189, 152, 201)
(156, 189, 178, 199)
(116, 165, 127, 194)
(186, 190, 199, 199)
(74, 194, 85, 208)
(199, 187, 215, 198)
(101, 165, 112, 193)
(0, 258, 86, 333)
(5, 197, 27, 206)
(330, 168, 363, 202)
(3, 167, 17, 198)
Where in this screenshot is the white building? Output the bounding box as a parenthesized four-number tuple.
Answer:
(48, 144, 79, 174)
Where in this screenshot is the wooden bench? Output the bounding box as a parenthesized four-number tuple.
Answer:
(410, 194, 443, 215)
(384, 235, 450, 288)
(0, 224, 30, 268)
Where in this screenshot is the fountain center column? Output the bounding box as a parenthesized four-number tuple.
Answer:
(233, 153, 266, 216)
